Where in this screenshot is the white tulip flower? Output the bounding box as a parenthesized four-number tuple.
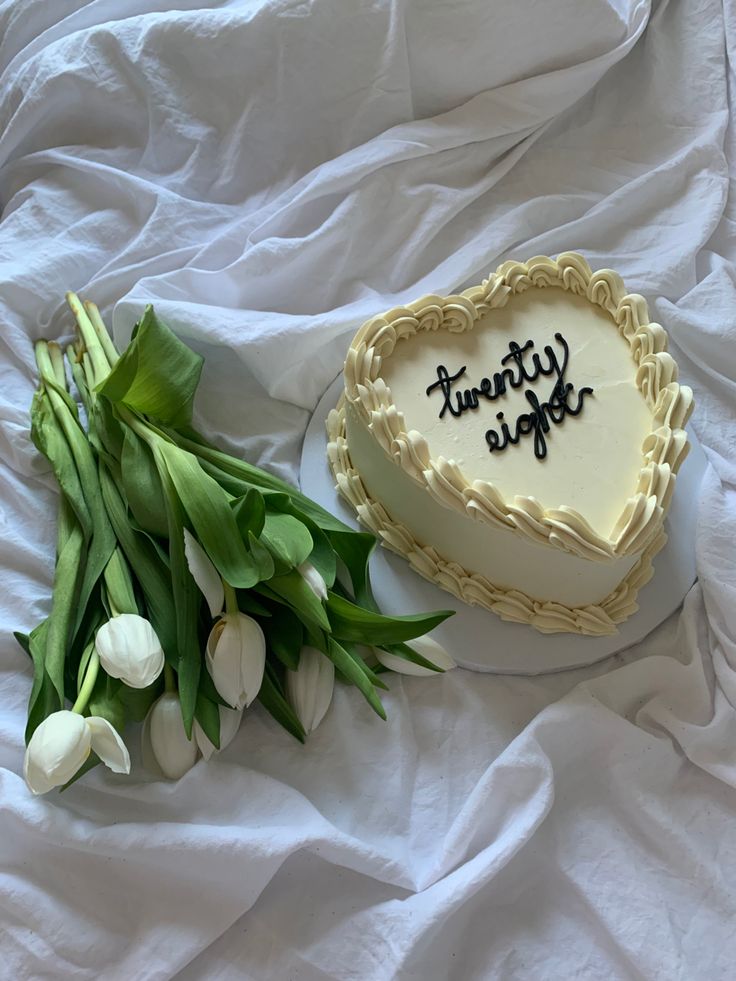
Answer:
(95, 614, 165, 689)
(193, 705, 243, 761)
(297, 561, 327, 602)
(374, 636, 456, 677)
(24, 710, 130, 794)
(206, 613, 266, 710)
(142, 692, 198, 780)
(183, 528, 224, 618)
(286, 646, 335, 734)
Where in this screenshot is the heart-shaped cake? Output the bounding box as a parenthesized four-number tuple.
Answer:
(327, 253, 694, 635)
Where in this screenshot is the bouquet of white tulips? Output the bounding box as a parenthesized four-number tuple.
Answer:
(17, 297, 455, 793)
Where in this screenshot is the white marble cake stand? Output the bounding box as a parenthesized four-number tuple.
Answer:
(299, 375, 707, 675)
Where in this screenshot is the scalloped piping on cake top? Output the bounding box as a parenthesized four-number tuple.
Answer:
(341, 252, 694, 565)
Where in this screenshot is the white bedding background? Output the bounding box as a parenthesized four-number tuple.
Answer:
(1, 0, 735, 978)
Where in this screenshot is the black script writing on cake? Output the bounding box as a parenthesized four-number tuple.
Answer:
(424, 333, 594, 460)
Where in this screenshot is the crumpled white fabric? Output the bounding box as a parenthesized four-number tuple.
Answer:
(1, 0, 735, 978)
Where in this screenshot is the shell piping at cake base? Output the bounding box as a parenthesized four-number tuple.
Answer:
(327, 396, 667, 637)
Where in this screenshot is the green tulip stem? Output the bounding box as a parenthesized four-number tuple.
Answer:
(34, 342, 83, 449)
(80, 353, 98, 399)
(47, 342, 67, 389)
(67, 345, 92, 413)
(66, 291, 110, 386)
(164, 663, 176, 693)
(83, 301, 119, 366)
(72, 651, 99, 715)
(223, 582, 239, 617)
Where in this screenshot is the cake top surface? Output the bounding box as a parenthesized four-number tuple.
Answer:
(343, 252, 694, 563)
(382, 287, 650, 537)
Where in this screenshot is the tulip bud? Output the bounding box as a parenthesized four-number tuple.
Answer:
(373, 636, 456, 677)
(95, 614, 165, 689)
(297, 561, 327, 602)
(193, 705, 243, 761)
(142, 693, 198, 780)
(24, 710, 130, 795)
(183, 528, 224, 618)
(286, 646, 335, 734)
(206, 613, 266, 710)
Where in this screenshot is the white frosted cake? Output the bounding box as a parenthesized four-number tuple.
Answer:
(327, 253, 694, 635)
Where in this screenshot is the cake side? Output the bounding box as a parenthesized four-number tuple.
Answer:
(327, 398, 665, 636)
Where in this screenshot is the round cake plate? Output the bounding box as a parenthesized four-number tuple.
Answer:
(300, 375, 707, 675)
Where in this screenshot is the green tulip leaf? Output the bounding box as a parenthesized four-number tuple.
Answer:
(157, 441, 260, 589)
(31, 362, 118, 684)
(260, 512, 313, 570)
(379, 641, 444, 672)
(197, 662, 228, 707)
(159, 464, 202, 736)
(194, 692, 221, 750)
(89, 394, 125, 462)
(304, 525, 337, 589)
(88, 691, 127, 735)
(31, 389, 91, 537)
(326, 530, 377, 609)
(262, 607, 303, 671)
(231, 488, 266, 540)
(87, 672, 127, 733)
(19, 620, 62, 743)
(235, 587, 272, 618)
(102, 548, 139, 618)
(117, 678, 164, 723)
(99, 463, 178, 660)
(121, 426, 169, 537)
(258, 570, 330, 631)
(335, 639, 389, 691)
(326, 591, 453, 645)
(270, 500, 337, 588)
(323, 637, 386, 720)
(43, 509, 86, 707)
(66, 601, 106, 705)
(169, 431, 354, 534)
(247, 531, 276, 582)
(257, 662, 306, 743)
(14, 631, 31, 659)
(97, 306, 203, 427)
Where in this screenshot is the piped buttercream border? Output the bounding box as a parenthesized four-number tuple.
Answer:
(342, 252, 693, 564)
(326, 398, 666, 636)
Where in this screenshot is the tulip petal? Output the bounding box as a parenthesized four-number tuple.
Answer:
(141, 705, 163, 776)
(24, 754, 57, 795)
(95, 614, 165, 689)
(194, 706, 243, 761)
(297, 561, 327, 602)
(218, 705, 244, 751)
(206, 618, 247, 710)
(87, 717, 131, 774)
(23, 711, 91, 794)
(184, 528, 224, 618)
(309, 659, 334, 732)
(236, 615, 266, 708)
(192, 721, 215, 762)
(148, 693, 199, 779)
(374, 636, 456, 677)
(287, 646, 334, 734)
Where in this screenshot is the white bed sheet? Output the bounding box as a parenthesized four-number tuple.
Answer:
(1, 1, 735, 978)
